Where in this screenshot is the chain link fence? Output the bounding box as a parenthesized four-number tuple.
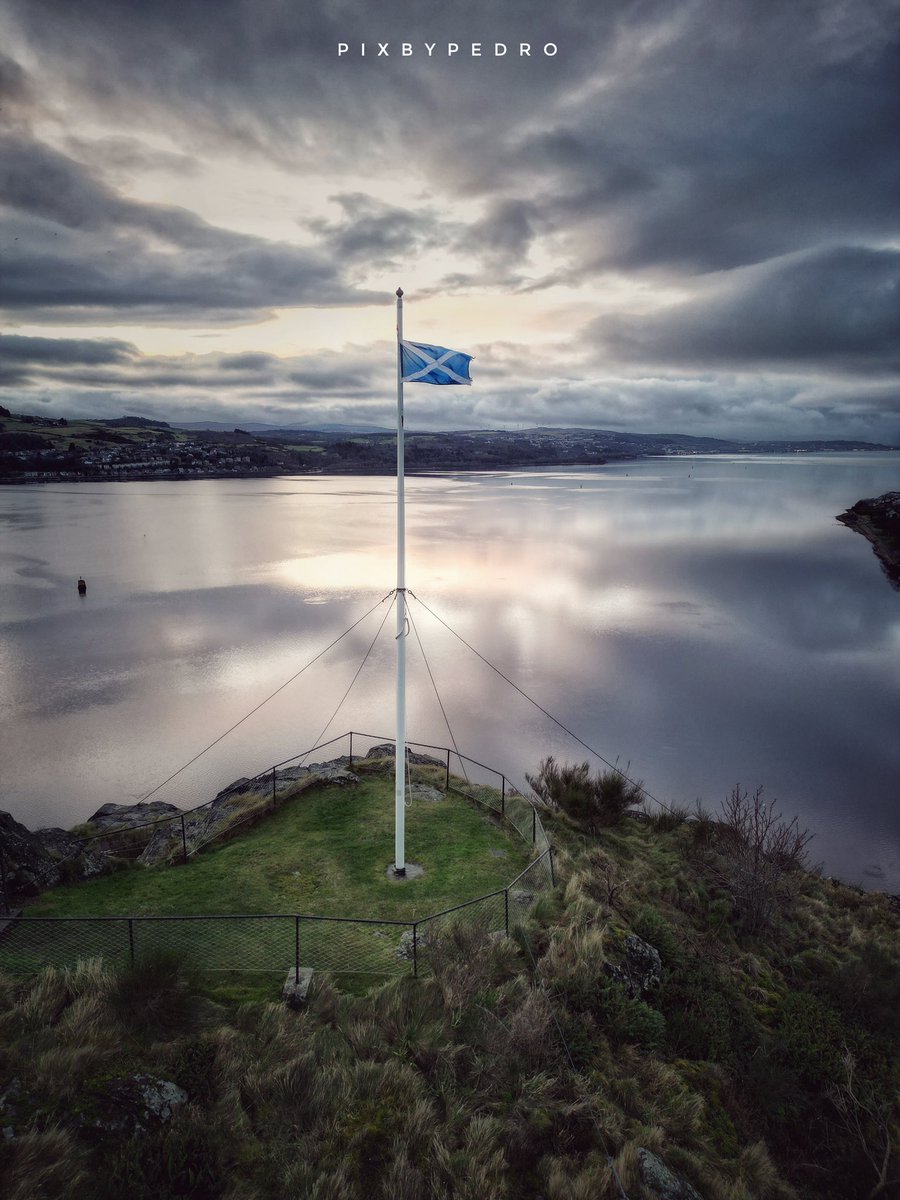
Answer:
(0, 732, 553, 978)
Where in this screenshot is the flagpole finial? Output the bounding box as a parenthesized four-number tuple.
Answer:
(396, 287, 403, 298)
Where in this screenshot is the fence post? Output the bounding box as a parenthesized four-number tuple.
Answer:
(504, 889, 509, 936)
(271, 767, 277, 810)
(348, 732, 353, 767)
(412, 923, 418, 978)
(180, 814, 188, 864)
(295, 916, 300, 985)
(501, 776, 506, 816)
(445, 750, 450, 790)
(532, 806, 536, 845)
(128, 918, 135, 967)
(548, 846, 555, 887)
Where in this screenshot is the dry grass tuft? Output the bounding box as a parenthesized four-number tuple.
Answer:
(0, 1127, 86, 1200)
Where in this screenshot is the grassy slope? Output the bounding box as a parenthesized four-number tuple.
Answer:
(0, 414, 189, 451)
(1, 802, 897, 1200)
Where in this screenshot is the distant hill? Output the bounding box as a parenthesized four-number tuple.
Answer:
(170, 420, 895, 453)
(99, 415, 172, 429)
(1, 408, 896, 483)
(172, 420, 393, 435)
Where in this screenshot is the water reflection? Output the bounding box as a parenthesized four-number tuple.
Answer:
(0, 457, 898, 890)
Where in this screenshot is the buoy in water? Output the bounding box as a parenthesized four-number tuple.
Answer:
(77, 577, 87, 594)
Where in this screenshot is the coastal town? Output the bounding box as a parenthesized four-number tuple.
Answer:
(2, 407, 894, 484)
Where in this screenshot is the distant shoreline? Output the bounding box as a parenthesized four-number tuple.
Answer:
(4, 449, 900, 488)
(2, 408, 896, 485)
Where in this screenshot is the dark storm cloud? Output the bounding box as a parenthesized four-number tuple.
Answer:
(0, 334, 137, 364)
(452, 199, 541, 275)
(10, 329, 898, 444)
(0, 337, 384, 410)
(3, 1, 897, 287)
(288, 367, 371, 394)
(0, 0, 594, 163)
(3, 1, 897, 277)
(0, 366, 28, 386)
(441, 2, 900, 278)
(306, 189, 546, 289)
(0, 49, 31, 104)
(590, 246, 900, 373)
(0, 0, 898, 442)
(304, 194, 455, 271)
(0, 136, 382, 320)
(219, 353, 279, 372)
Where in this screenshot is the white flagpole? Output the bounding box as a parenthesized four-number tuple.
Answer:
(394, 287, 407, 875)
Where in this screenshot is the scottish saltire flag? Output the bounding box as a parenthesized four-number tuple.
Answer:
(400, 340, 473, 385)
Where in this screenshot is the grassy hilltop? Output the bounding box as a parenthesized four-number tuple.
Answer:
(1, 771, 897, 1200)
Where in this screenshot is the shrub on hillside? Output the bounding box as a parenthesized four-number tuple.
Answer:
(526, 757, 644, 833)
(713, 785, 813, 934)
(658, 958, 736, 1062)
(109, 950, 199, 1037)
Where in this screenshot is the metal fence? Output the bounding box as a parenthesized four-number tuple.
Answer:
(0, 732, 553, 978)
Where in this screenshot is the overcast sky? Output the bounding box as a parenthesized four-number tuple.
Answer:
(0, 0, 898, 440)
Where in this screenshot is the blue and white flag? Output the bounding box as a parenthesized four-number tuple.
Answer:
(400, 340, 473, 385)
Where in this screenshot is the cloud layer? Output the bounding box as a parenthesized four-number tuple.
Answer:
(0, 0, 897, 440)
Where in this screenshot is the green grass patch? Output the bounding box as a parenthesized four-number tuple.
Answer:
(194, 971, 283, 1008)
(29, 775, 530, 921)
(5, 775, 535, 976)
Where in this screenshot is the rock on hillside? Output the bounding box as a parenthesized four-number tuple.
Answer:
(361, 743, 445, 767)
(0, 811, 106, 898)
(139, 763, 360, 864)
(85, 801, 181, 831)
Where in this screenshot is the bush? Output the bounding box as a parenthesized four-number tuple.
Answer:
(99, 1106, 225, 1199)
(527, 757, 644, 833)
(631, 907, 683, 967)
(593, 977, 666, 1050)
(713, 785, 813, 934)
(645, 803, 691, 832)
(108, 951, 199, 1037)
(812, 941, 900, 1035)
(659, 959, 735, 1062)
(774, 990, 848, 1087)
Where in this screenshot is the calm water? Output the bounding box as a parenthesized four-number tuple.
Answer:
(1, 454, 898, 890)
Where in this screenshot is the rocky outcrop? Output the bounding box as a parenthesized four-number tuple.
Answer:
(0, 811, 105, 899)
(362, 743, 445, 767)
(35, 828, 106, 879)
(410, 783, 445, 803)
(86, 1074, 188, 1136)
(638, 1148, 704, 1200)
(604, 934, 662, 999)
(1, 811, 61, 895)
(2, 1071, 188, 1142)
(139, 764, 361, 865)
(1, 753, 372, 889)
(837, 492, 900, 590)
(85, 800, 181, 831)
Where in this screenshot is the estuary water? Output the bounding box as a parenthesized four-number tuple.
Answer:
(1, 453, 898, 891)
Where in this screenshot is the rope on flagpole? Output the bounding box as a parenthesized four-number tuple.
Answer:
(303, 592, 398, 761)
(406, 590, 678, 816)
(136, 590, 395, 803)
(406, 603, 470, 786)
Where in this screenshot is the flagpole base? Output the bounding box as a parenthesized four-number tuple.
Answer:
(387, 862, 424, 882)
